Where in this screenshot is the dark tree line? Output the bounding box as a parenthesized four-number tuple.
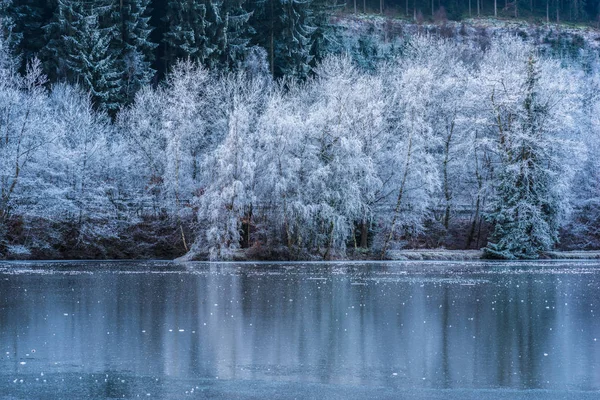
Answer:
(1, 0, 333, 112)
(3, 0, 600, 112)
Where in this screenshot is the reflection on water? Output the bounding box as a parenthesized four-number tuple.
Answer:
(0, 261, 599, 399)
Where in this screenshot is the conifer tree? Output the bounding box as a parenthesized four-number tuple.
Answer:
(484, 56, 571, 259)
(113, 0, 157, 104)
(66, 9, 121, 113)
(308, 0, 338, 68)
(162, 0, 212, 70)
(6, 0, 47, 69)
(44, 0, 121, 112)
(206, 0, 253, 71)
(41, 0, 71, 82)
(250, 0, 314, 79)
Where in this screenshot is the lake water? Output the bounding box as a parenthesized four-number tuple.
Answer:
(0, 260, 599, 399)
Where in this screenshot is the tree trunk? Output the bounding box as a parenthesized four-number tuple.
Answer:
(360, 220, 369, 248)
(466, 132, 484, 249)
(442, 122, 454, 231)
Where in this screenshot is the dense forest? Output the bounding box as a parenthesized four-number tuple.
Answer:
(3, 0, 600, 101)
(0, 0, 599, 260)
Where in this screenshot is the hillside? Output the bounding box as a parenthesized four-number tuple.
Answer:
(332, 13, 600, 58)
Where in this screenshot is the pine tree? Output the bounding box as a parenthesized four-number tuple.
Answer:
(113, 0, 157, 104)
(43, 1, 121, 112)
(203, 0, 225, 68)
(308, 0, 339, 68)
(205, 0, 253, 71)
(250, 0, 314, 79)
(6, 0, 47, 70)
(221, 0, 253, 70)
(0, 0, 19, 54)
(278, 0, 314, 78)
(162, 0, 212, 70)
(484, 57, 564, 259)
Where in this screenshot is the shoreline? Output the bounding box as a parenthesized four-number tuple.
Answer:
(3, 250, 600, 262)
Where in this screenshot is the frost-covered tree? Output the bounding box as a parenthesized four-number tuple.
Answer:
(305, 56, 386, 256)
(254, 83, 309, 255)
(160, 61, 210, 215)
(118, 85, 167, 216)
(378, 41, 441, 257)
(556, 55, 599, 249)
(482, 39, 582, 259)
(0, 57, 52, 255)
(40, 84, 117, 244)
(195, 74, 264, 259)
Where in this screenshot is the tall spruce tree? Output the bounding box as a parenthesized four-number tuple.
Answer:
(484, 57, 565, 259)
(41, 0, 70, 82)
(113, 0, 157, 104)
(250, 0, 314, 79)
(44, 0, 121, 112)
(308, 0, 338, 68)
(221, 0, 253, 70)
(6, 0, 48, 70)
(204, 0, 253, 71)
(203, 0, 225, 68)
(162, 0, 212, 70)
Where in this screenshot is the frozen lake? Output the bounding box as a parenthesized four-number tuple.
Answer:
(1, 260, 600, 399)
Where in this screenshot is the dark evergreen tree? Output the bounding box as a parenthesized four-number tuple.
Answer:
(113, 0, 157, 104)
(42, 0, 78, 82)
(6, 0, 48, 69)
(309, 0, 339, 68)
(484, 58, 562, 259)
(44, 0, 121, 112)
(162, 0, 212, 70)
(250, 0, 314, 79)
(203, 0, 226, 68)
(67, 10, 121, 112)
(0, 0, 20, 61)
(210, 0, 253, 71)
